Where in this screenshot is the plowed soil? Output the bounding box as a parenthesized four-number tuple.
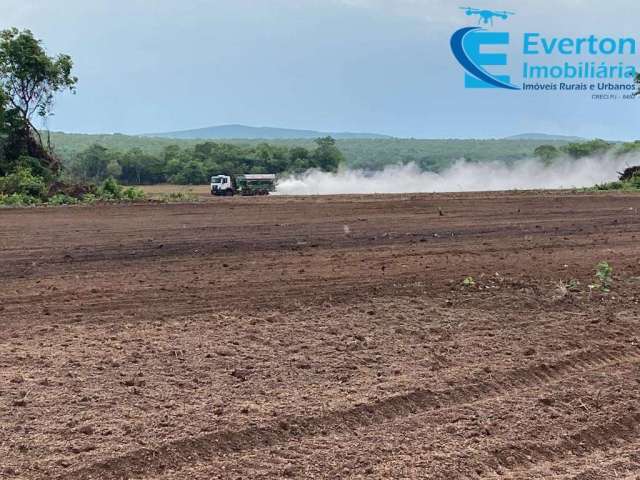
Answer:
(1, 191, 640, 479)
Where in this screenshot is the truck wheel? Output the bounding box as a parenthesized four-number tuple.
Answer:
(225, 189, 234, 196)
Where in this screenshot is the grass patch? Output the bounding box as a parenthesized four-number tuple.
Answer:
(159, 191, 200, 203)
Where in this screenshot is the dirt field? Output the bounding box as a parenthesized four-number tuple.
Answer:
(138, 184, 210, 199)
(1, 191, 640, 479)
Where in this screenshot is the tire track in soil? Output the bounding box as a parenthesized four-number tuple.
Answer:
(618, 473, 640, 480)
(454, 409, 640, 479)
(549, 440, 640, 480)
(58, 346, 640, 480)
(2, 276, 431, 331)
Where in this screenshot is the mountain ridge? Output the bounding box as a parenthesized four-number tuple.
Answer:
(504, 133, 585, 141)
(142, 124, 393, 140)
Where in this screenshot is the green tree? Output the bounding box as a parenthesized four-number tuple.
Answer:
(533, 144, 560, 165)
(289, 146, 309, 162)
(106, 158, 122, 178)
(616, 140, 640, 156)
(0, 28, 77, 173)
(119, 148, 165, 184)
(311, 136, 343, 172)
(170, 159, 207, 184)
(163, 144, 181, 163)
(288, 146, 311, 172)
(69, 144, 112, 182)
(253, 142, 289, 173)
(561, 139, 612, 159)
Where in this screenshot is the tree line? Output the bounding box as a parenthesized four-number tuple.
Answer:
(64, 136, 344, 185)
(55, 136, 640, 185)
(533, 138, 640, 163)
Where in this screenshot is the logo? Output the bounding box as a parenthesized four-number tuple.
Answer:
(449, 7, 638, 99)
(451, 7, 519, 90)
(459, 7, 514, 27)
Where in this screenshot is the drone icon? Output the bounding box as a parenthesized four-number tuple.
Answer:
(459, 7, 515, 26)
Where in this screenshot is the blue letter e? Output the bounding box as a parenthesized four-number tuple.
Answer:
(464, 31, 511, 88)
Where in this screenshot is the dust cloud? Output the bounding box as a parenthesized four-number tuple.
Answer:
(276, 155, 634, 195)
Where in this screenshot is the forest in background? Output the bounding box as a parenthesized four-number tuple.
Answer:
(50, 132, 586, 184)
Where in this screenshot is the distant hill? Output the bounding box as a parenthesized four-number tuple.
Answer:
(504, 133, 584, 141)
(143, 124, 392, 140)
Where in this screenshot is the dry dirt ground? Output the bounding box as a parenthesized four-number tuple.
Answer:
(1, 191, 640, 479)
(138, 184, 210, 199)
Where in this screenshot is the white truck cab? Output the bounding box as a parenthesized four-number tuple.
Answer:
(211, 175, 235, 196)
(211, 173, 276, 196)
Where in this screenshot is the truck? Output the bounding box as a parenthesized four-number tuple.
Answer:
(210, 174, 277, 196)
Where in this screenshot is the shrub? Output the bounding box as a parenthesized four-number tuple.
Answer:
(592, 175, 640, 192)
(48, 193, 79, 205)
(122, 186, 145, 200)
(462, 276, 476, 287)
(14, 156, 55, 183)
(590, 261, 613, 292)
(95, 178, 145, 202)
(0, 192, 40, 206)
(98, 177, 123, 199)
(566, 279, 580, 292)
(161, 191, 199, 202)
(82, 193, 97, 204)
(595, 181, 623, 191)
(0, 171, 146, 206)
(0, 167, 47, 199)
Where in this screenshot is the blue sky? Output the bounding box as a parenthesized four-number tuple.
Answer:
(5, 0, 640, 139)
